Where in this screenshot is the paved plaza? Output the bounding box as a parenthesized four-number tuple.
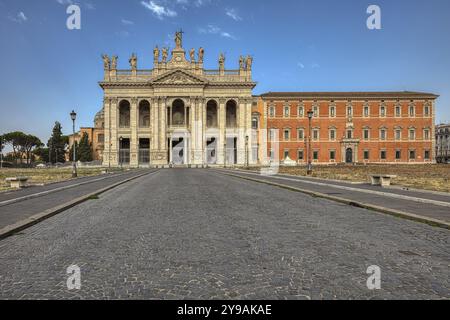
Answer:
(0, 169, 449, 299)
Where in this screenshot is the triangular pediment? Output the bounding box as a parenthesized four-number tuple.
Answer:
(151, 69, 207, 86)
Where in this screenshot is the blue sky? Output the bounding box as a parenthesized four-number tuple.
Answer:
(1, 0, 450, 144)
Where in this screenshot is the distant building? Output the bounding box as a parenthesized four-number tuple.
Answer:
(67, 109, 105, 162)
(436, 123, 450, 163)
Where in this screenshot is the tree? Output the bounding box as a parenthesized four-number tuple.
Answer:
(22, 134, 43, 164)
(33, 147, 50, 163)
(69, 133, 93, 162)
(48, 122, 68, 163)
(2, 131, 27, 164)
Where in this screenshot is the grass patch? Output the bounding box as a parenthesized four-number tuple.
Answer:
(245, 164, 450, 193)
(0, 167, 122, 192)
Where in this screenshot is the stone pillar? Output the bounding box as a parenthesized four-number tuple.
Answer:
(237, 99, 246, 165)
(245, 99, 253, 164)
(151, 97, 159, 160)
(110, 98, 119, 166)
(218, 98, 226, 164)
(130, 98, 138, 167)
(102, 97, 111, 167)
(159, 97, 167, 162)
(432, 100, 437, 163)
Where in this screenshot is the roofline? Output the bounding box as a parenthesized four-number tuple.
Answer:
(258, 91, 439, 100)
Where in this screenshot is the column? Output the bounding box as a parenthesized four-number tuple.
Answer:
(151, 97, 159, 161)
(110, 98, 119, 166)
(102, 97, 111, 167)
(159, 97, 167, 164)
(130, 98, 139, 167)
(245, 98, 253, 164)
(237, 99, 246, 165)
(218, 98, 226, 164)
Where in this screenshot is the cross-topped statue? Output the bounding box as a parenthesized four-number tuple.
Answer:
(175, 30, 183, 49)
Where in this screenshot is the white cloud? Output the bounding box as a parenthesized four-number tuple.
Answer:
(121, 18, 134, 25)
(9, 11, 27, 23)
(311, 63, 320, 69)
(56, 0, 73, 4)
(141, 1, 177, 20)
(225, 8, 242, 21)
(297, 62, 305, 69)
(198, 24, 237, 40)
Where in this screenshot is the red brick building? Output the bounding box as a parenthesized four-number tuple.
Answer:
(256, 91, 438, 164)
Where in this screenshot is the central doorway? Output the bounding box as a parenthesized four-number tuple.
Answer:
(345, 148, 353, 164)
(171, 137, 185, 165)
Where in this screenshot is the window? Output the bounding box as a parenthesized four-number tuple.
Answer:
(409, 129, 416, 140)
(364, 105, 370, 117)
(380, 129, 386, 141)
(97, 134, 104, 143)
(329, 150, 336, 160)
(329, 129, 336, 141)
(347, 106, 353, 117)
(269, 106, 275, 117)
(284, 105, 290, 117)
(313, 129, 319, 141)
(395, 129, 402, 140)
(284, 129, 290, 141)
(298, 105, 304, 117)
(395, 105, 401, 117)
(364, 150, 370, 160)
(252, 117, 258, 129)
(313, 105, 319, 117)
(297, 129, 304, 140)
(269, 129, 276, 141)
(409, 150, 416, 160)
(409, 105, 415, 117)
(424, 150, 430, 160)
(284, 150, 289, 159)
(380, 105, 386, 117)
(298, 150, 304, 160)
(396, 150, 401, 160)
(424, 129, 430, 140)
(313, 151, 319, 160)
(269, 149, 274, 160)
(380, 150, 387, 160)
(363, 129, 370, 140)
(329, 106, 336, 117)
(424, 105, 430, 116)
(347, 129, 353, 139)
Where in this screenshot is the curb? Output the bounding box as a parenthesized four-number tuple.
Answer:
(0, 170, 159, 240)
(0, 170, 137, 208)
(219, 171, 450, 230)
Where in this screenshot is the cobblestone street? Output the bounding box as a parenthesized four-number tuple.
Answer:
(0, 169, 449, 299)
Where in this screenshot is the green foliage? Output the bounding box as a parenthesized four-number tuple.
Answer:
(47, 122, 68, 164)
(69, 132, 93, 162)
(2, 131, 42, 165)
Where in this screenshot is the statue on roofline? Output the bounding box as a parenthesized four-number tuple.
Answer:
(175, 30, 183, 48)
(189, 48, 196, 62)
(129, 53, 137, 70)
(102, 54, 110, 70)
(111, 55, 118, 70)
(198, 47, 204, 63)
(246, 55, 253, 70)
(153, 46, 160, 62)
(162, 47, 168, 63)
(239, 56, 244, 70)
(219, 53, 225, 69)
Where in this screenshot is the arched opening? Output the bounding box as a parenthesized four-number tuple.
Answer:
(345, 148, 353, 164)
(119, 100, 130, 128)
(139, 100, 150, 128)
(172, 99, 185, 126)
(206, 100, 218, 128)
(226, 100, 237, 128)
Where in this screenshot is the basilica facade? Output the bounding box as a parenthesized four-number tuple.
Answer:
(96, 32, 437, 167)
(100, 32, 256, 167)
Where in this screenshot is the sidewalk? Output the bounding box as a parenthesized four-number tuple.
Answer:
(0, 169, 157, 235)
(217, 169, 450, 227)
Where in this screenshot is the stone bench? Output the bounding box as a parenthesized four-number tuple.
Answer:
(5, 176, 29, 189)
(369, 175, 397, 187)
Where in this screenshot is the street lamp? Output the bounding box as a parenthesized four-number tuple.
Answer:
(0, 135, 3, 169)
(245, 135, 249, 168)
(307, 110, 314, 175)
(70, 110, 77, 178)
(223, 142, 227, 168)
(119, 136, 123, 170)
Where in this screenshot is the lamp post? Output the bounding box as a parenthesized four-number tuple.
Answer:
(70, 110, 77, 178)
(245, 135, 249, 168)
(0, 135, 3, 169)
(307, 110, 314, 175)
(223, 142, 227, 168)
(119, 136, 123, 170)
